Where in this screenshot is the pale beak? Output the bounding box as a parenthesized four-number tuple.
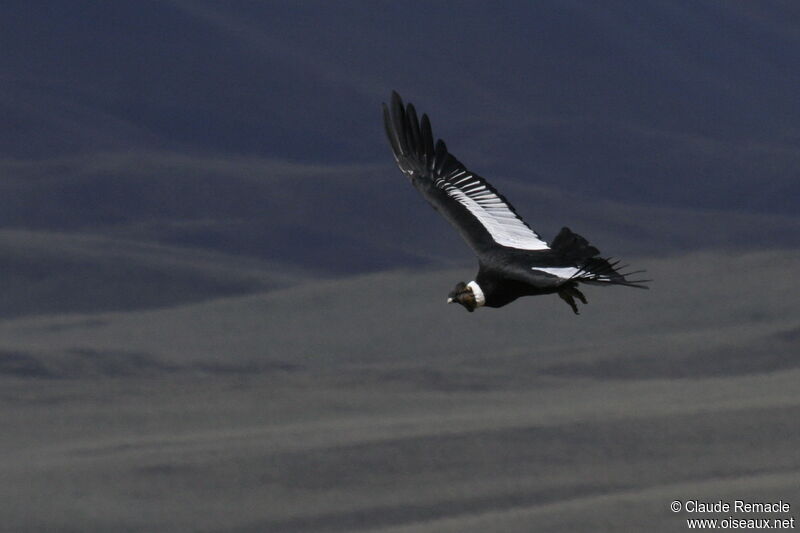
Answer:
(447, 297, 454, 304)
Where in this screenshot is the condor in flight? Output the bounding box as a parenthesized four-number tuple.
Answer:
(382, 92, 648, 314)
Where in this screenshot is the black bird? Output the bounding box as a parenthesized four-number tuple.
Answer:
(382, 92, 649, 314)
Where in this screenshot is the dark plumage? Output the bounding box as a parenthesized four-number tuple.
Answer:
(383, 91, 649, 314)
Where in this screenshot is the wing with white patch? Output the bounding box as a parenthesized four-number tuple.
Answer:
(531, 259, 649, 288)
(435, 169, 549, 250)
(383, 91, 549, 254)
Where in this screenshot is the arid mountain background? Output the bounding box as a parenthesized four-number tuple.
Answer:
(1, 1, 798, 531)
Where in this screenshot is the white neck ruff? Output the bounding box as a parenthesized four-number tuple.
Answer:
(467, 281, 486, 308)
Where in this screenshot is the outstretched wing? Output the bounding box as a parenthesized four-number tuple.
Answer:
(529, 260, 650, 289)
(495, 227, 650, 290)
(383, 91, 549, 254)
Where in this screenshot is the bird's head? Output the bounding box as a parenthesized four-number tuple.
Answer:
(447, 281, 480, 312)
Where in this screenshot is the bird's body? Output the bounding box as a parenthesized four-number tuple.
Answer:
(473, 272, 558, 308)
(383, 92, 648, 314)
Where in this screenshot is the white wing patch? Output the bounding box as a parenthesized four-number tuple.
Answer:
(533, 265, 615, 282)
(532, 266, 580, 280)
(435, 170, 549, 250)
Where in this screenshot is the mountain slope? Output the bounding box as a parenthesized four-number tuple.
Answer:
(1, 249, 799, 532)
